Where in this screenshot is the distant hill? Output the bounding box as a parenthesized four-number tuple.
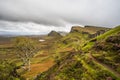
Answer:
(48, 30, 62, 37)
(0, 36, 12, 44)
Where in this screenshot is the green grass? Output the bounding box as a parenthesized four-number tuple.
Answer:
(81, 60, 96, 73)
(96, 25, 120, 40)
(82, 42, 95, 51)
(92, 59, 120, 79)
(82, 25, 120, 51)
(56, 32, 89, 51)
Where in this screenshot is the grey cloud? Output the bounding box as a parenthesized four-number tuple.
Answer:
(0, 0, 69, 26)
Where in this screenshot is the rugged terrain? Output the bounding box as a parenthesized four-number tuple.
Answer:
(0, 25, 120, 80)
(35, 25, 120, 80)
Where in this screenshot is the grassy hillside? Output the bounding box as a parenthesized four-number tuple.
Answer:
(54, 25, 109, 52)
(96, 25, 120, 40)
(36, 25, 120, 80)
(82, 25, 120, 51)
(0, 25, 119, 80)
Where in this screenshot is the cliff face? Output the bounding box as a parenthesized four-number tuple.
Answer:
(89, 30, 106, 38)
(70, 26, 84, 33)
(70, 26, 109, 38)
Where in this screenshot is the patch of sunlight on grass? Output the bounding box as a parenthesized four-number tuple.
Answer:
(22, 58, 54, 79)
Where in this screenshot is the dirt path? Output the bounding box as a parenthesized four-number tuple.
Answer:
(89, 53, 120, 78)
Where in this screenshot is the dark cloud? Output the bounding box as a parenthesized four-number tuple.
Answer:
(0, 0, 120, 35)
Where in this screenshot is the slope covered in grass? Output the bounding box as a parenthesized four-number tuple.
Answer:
(54, 25, 109, 52)
(35, 25, 120, 80)
(96, 25, 120, 40)
(82, 25, 120, 51)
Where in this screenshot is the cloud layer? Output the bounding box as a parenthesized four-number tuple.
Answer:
(0, 20, 72, 35)
(0, 0, 120, 35)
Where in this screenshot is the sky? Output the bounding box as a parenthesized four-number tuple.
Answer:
(0, 0, 120, 35)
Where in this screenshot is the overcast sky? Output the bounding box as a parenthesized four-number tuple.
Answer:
(0, 0, 120, 35)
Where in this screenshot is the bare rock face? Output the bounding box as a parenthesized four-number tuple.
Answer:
(48, 30, 62, 37)
(89, 30, 106, 38)
(70, 26, 84, 33)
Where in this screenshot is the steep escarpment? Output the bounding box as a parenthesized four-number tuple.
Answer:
(70, 26, 110, 38)
(70, 25, 110, 33)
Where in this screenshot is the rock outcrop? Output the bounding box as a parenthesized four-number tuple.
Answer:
(70, 26, 109, 38)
